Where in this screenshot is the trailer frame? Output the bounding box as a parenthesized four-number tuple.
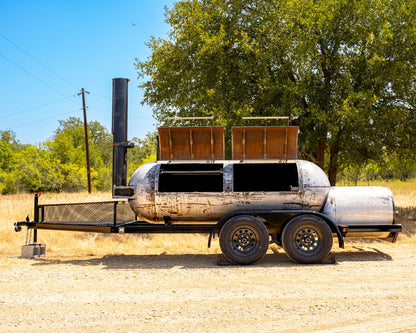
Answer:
(14, 193, 401, 247)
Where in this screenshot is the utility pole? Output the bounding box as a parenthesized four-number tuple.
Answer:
(78, 88, 91, 194)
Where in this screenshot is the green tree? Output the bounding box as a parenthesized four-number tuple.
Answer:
(88, 120, 113, 168)
(13, 145, 65, 192)
(47, 117, 113, 191)
(137, 0, 416, 184)
(1, 120, 157, 194)
(0, 131, 19, 194)
(127, 132, 158, 179)
(0, 130, 17, 172)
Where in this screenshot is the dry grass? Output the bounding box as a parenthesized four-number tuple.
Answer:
(1, 181, 415, 257)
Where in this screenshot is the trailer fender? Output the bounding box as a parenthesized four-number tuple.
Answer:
(320, 214, 344, 248)
(208, 212, 250, 248)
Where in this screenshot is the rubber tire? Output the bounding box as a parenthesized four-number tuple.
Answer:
(219, 215, 269, 265)
(282, 215, 333, 264)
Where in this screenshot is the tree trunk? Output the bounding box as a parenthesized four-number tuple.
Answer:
(328, 138, 340, 186)
(314, 136, 326, 169)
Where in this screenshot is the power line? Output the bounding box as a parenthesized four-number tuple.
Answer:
(0, 52, 80, 107)
(0, 31, 80, 90)
(129, 112, 154, 121)
(0, 96, 76, 120)
(86, 105, 154, 121)
(8, 108, 81, 129)
(89, 91, 110, 100)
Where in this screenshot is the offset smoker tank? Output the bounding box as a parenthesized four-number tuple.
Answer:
(108, 77, 400, 264)
(127, 160, 396, 239)
(124, 121, 395, 232)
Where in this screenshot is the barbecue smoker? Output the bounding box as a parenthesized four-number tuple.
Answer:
(15, 78, 402, 265)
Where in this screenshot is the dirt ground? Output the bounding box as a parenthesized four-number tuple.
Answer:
(1, 239, 416, 333)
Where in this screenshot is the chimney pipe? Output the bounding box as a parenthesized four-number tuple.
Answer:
(112, 78, 133, 192)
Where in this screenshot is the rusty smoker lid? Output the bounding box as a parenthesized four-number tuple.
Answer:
(158, 127, 225, 160)
(157, 116, 298, 161)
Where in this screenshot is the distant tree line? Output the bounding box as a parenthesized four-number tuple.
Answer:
(0, 117, 156, 194)
(0, 115, 414, 195)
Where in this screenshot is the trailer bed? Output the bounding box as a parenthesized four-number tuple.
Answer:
(14, 196, 217, 235)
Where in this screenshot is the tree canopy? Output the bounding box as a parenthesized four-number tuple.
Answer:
(136, 0, 416, 184)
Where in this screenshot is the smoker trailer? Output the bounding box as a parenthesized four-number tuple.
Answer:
(14, 78, 402, 265)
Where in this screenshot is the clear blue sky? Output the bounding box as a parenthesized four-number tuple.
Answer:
(0, 0, 174, 145)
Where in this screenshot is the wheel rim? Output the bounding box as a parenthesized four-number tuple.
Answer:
(294, 226, 322, 255)
(230, 227, 259, 255)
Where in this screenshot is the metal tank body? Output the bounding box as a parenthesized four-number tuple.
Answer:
(323, 186, 395, 225)
(128, 161, 157, 221)
(297, 160, 330, 210)
(128, 160, 331, 223)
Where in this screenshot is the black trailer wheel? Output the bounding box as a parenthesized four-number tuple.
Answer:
(219, 215, 269, 265)
(282, 215, 333, 264)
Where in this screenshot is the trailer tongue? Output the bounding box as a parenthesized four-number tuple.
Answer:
(13, 78, 402, 264)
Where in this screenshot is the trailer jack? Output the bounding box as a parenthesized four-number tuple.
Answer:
(15, 217, 46, 259)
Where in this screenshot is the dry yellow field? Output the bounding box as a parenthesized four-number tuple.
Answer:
(0, 184, 415, 332)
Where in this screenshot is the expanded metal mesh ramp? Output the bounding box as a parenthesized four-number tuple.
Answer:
(37, 201, 136, 226)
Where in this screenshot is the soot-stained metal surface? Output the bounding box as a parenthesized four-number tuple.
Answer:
(128, 160, 333, 223)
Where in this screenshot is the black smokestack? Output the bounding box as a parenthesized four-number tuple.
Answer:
(112, 78, 130, 188)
